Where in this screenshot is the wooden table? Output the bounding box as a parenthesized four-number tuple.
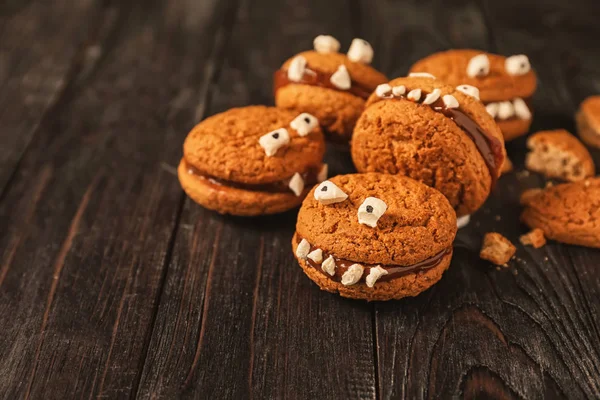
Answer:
(1, 0, 600, 398)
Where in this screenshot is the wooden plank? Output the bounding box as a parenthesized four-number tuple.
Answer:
(0, 0, 107, 195)
(137, 0, 377, 398)
(0, 0, 237, 398)
(366, 0, 600, 398)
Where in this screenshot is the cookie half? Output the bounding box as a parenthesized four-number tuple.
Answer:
(293, 173, 457, 301)
(179, 106, 326, 215)
(410, 49, 537, 140)
(576, 95, 600, 148)
(520, 178, 600, 248)
(351, 76, 506, 217)
(274, 37, 387, 143)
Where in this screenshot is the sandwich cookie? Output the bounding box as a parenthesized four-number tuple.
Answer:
(292, 173, 457, 301)
(351, 76, 506, 217)
(410, 49, 537, 140)
(274, 36, 387, 143)
(576, 95, 600, 148)
(179, 106, 326, 216)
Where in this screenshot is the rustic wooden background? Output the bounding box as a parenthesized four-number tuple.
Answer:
(1, 0, 600, 398)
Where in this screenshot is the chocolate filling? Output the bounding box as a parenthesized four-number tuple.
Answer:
(371, 89, 504, 187)
(184, 160, 321, 193)
(297, 235, 452, 284)
(273, 67, 373, 100)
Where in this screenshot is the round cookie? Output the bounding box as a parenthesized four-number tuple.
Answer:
(410, 49, 537, 141)
(274, 36, 387, 143)
(576, 95, 600, 148)
(179, 105, 326, 216)
(292, 173, 457, 301)
(351, 76, 506, 217)
(520, 178, 600, 248)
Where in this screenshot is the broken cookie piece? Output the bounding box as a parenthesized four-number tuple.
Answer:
(525, 129, 595, 182)
(480, 232, 516, 266)
(519, 229, 546, 248)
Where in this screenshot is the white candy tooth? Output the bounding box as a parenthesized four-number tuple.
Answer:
(466, 54, 490, 78)
(407, 88, 421, 101)
(290, 112, 318, 136)
(314, 180, 348, 205)
(423, 88, 441, 105)
(317, 164, 328, 182)
(409, 72, 436, 79)
(456, 84, 480, 100)
(287, 56, 307, 82)
(392, 85, 406, 96)
(513, 98, 531, 120)
(321, 255, 336, 276)
(365, 266, 388, 288)
(288, 173, 304, 196)
(457, 215, 471, 229)
(497, 101, 515, 120)
(347, 38, 374, 64)
(296, 238, 310, 259)
(307, 248, 323, 264)
(341, 264, 364, 286)
(259, 128, 290, 156)
(486, 102, 499, 118)
(357, 197, 387, 228)
(443, 94, 459, 109)
(313, 35, 341, 54)
(330, 65, 351, 90)
(505, 54, 531, 76)
(375, 83, 392, 97)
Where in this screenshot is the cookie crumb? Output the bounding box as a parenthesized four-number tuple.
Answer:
(480, 232, 516, 265)
(520, 229, 546, 248)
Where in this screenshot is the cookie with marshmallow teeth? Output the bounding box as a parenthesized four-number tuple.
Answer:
(410, 49, 537, 141)
(179, 106, 326, 216)
(292, 172, 457, 301)
(275, 35, 387, 143)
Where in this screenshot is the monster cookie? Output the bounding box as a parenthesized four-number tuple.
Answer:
(274, 36, 387, 143)
(179, 106, 326, 216)
(351, 76, 506, 217)
(520, 178, 600, 248)
(576, 95, 600, 148)
(292, 173, 457, 301)
(410, 50, 537, 140)
(525, 129, 595, 182)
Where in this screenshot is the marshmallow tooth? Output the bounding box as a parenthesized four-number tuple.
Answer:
(357, 197, 387, 227)
(296, 238, 310, 259)
(423, 88, 441, 105)
(513, 98, 532, 119)
(407, 88, 421, 101)
(486, 102, 499, 118)
(341, 264, 364, 286)
(466, 54, 490, 78)
(457, 215, 471, 229)
(347, 38, 374, 64)
(307, 248, 323, 264)
(456, 84, 480, 100)
(259, 128, 290, 156)
(313, 35, 341, 54)
(321, 255, 336, 276)
(287, 56, 307, 82)
(288, 173, 304, 196)
(365, 266, 388, 288)
(497, 101, 515, 120)
(290, 112, 318, 136)
(443, 94, 459, 109)
(409, 72, 436, 79)
(376, 83, 392, 97)
(392, 85, 406, 96)
(330, 65, 351, 90)
(314, 180, 348, 205)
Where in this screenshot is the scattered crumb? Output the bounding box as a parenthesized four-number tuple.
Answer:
(480, 232, 517, 266)
(495, 215, 501, 221)
(501, 157, 513, 174)
(544, 257, 549, 262)
(545, 181, 554, 188)
(520, 229, 547, 248)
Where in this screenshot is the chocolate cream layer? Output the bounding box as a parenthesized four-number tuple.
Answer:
(184, 160, 321, 193)
(273, 67, 374, 100)
(297, 235, 452, 284)
(371, 88, 504, 186)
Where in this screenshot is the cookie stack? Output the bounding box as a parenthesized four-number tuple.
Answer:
(178, 35, 599, 301)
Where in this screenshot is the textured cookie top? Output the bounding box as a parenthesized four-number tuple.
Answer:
(296, 173, 457, 266)
(365, 76, 506, 179)
(410, 49, 537, 102)
(280, 51, 387, 93)
(581, 95, 600, 131)
(183, 106, 325, 184)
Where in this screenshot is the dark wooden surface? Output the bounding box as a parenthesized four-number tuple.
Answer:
(1, 0, 600, 398)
